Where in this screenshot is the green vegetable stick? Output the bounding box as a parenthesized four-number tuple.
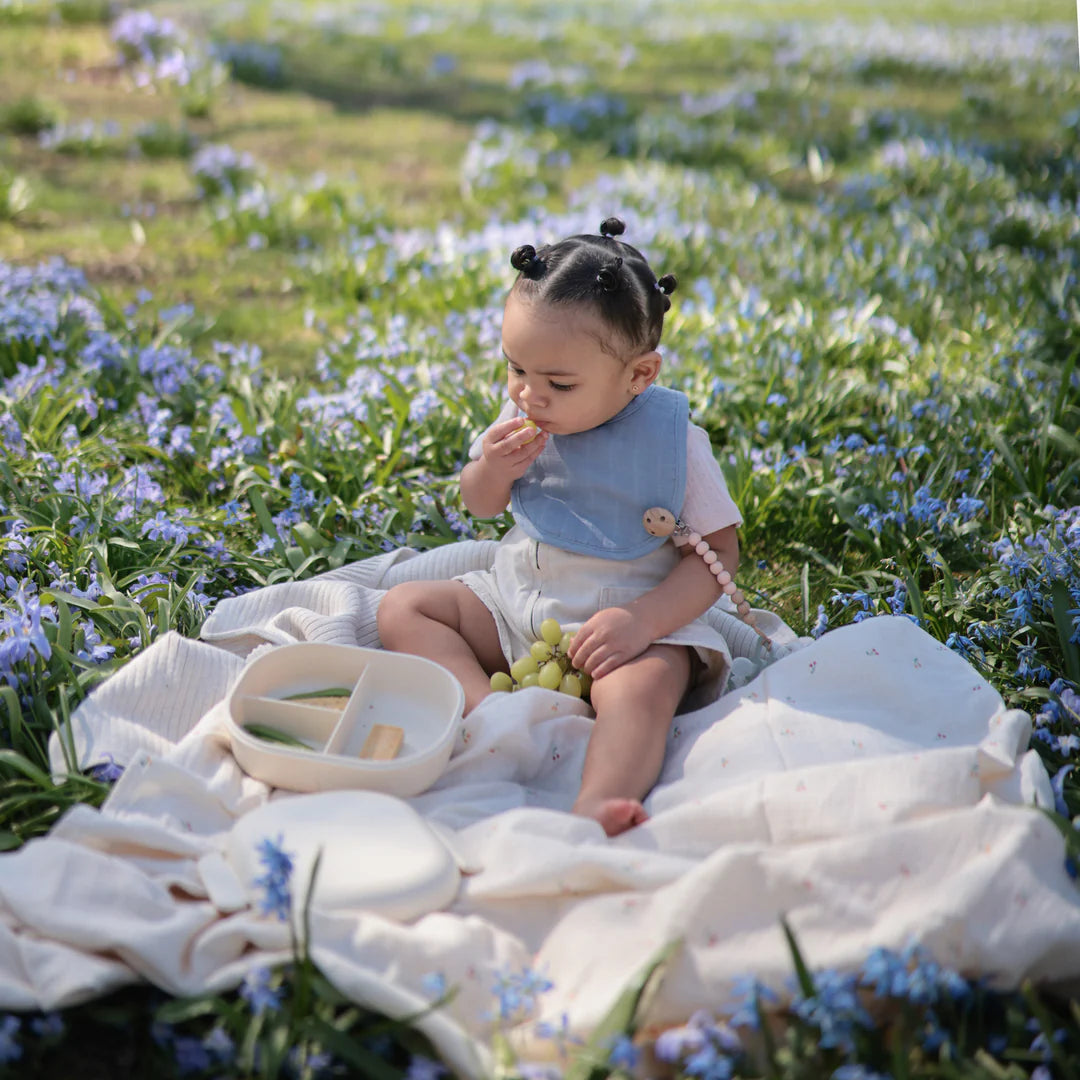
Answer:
(282, 686, 354, 700)
(243, 723, 315, 750)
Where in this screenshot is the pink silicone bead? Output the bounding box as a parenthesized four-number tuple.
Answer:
(731, 590, 745, 604)
(695, 540, 710, 556)
(702, 551, 718, 565)
(687, 532, 701, 546)
(717, 570, 731, 585)
(737, 601, 751, 615)
(722, 581, 737, 595)
(709, 562, 725, 576)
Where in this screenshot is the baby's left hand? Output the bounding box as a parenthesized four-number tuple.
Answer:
(568, 606, 654, 680)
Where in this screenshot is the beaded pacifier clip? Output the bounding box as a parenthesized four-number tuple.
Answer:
(642, 507, 773, 648)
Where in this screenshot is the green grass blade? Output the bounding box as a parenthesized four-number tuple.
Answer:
(564, 937, 682, 1080)
(1050, 580, 1080, 685)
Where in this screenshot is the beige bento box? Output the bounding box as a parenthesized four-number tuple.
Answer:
(225, 643, 464, 796)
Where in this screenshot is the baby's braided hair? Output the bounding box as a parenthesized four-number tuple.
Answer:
(509, 217, 677, 356)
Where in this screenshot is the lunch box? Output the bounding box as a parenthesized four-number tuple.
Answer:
(225, 643, 464, 796)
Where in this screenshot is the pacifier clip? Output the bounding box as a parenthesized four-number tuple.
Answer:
(642, 507, 773, 647)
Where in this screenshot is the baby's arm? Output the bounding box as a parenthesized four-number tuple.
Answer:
(569, 525, 739, 680)
(460, 417, 548, 517)
(638, 524, 738, 635)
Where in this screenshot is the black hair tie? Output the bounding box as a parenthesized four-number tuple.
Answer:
(510, 244, 542, 275)
(599, 217, 626, 239)
(656, 273, 678, 295)
(595, 256, 623, 292)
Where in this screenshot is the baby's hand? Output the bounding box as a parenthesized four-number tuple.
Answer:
(568, 606, 654, 680)
(480, 416, 548, 482)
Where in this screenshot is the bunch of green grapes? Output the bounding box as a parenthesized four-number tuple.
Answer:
(489, 618, 591, 700)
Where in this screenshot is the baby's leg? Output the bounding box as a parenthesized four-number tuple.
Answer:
(572, 643, 690, 837)
(377, 580, 506, 714)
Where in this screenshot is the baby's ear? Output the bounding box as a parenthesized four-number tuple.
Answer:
(630, 350, 662, 388)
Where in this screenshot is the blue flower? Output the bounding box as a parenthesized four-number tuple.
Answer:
(607, 1033, 639, 1071)
(253, 834, 294, 921)
(29, 1013, 64, 1039)
(491, 965, 554, 1021)
(0, 1016, 21, 1064)
(832, 1067, 891, 1080)
(405, 1054, 447, 1080)
(90, 753, 124, 784)
(202, 1025, 234, 1063)
(173, 1035, 211, 1075)
(239, 966, 282, 1015)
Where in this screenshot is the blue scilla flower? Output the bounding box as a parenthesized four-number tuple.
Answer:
(856, 503, 884, 534)
(90, 753, 124, 784)
(684, 1040, 735, 1080)
(173, 1035, 211, 1075)
(239, 966, 282, 1016)
(726, 975, 779, 1029)
(288, 473, 317, 512)
(223, 500, 245, 525)
(0, 588, 55, 686)
(29, 1013, 63, 1039)
(954, 493, 985, 521)
(607, 1033, 639, 1071)
(491, 965, 553, 1021)
(832, 1067, 891, 1080)
(201, 1025, 234, 1063)
(791, 969, 873, 1052)
(1060, 688, 1080, 723)
(1051, 764, 1074, 816)
(405, 1054, 447, 1080)
(910, 487, 946, 526)
(0, 1016, 21, 1064)
(860, 946, 910, 997)
(253, 834, 294, 921)
(655, 1010, 741, 1077)
(140, 511, 195, 546)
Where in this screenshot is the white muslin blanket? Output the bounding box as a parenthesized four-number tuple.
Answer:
(1, 540, 1078, 1076)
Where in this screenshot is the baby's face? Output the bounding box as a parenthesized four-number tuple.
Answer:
(501, 294, 636, 436)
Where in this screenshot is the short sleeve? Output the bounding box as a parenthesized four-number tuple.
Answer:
(674, 423, 742, 544)
(468, 399, 520, 460)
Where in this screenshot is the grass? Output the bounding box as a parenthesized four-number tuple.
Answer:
(1, 0, 1079, 1076)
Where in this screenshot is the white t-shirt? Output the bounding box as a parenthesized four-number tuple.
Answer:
(468, 400, 743, 543)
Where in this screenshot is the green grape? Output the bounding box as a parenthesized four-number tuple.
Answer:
(540, 618, 563, 646)
(579, 671, 592, 696)
(519, 672, 540, 689)
(530, 640, 553, 662)
(538, 661, 563, 690)
(559, 673, 582, 698)
(490, 672, 514, 693)
(510, 655, 539, 682)
(559, 631, 575, 655)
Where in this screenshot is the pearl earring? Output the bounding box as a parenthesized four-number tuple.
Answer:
(631, 385, 639, 392)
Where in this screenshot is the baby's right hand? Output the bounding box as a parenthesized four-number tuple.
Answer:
(480, 416, 548, 481)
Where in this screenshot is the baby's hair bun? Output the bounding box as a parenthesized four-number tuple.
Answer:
(657, 273, 678, 295)
(595, 256, 623, 292)
(510, 244, 542, 275)
(599, 217, 626, 238)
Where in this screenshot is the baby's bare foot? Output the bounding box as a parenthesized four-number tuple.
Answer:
(574, 797, 649, 837)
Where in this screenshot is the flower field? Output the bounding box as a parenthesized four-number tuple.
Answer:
(0, 0, 1079, 1075)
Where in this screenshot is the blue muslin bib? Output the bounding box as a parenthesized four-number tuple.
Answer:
(510, 385, 688, 560)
